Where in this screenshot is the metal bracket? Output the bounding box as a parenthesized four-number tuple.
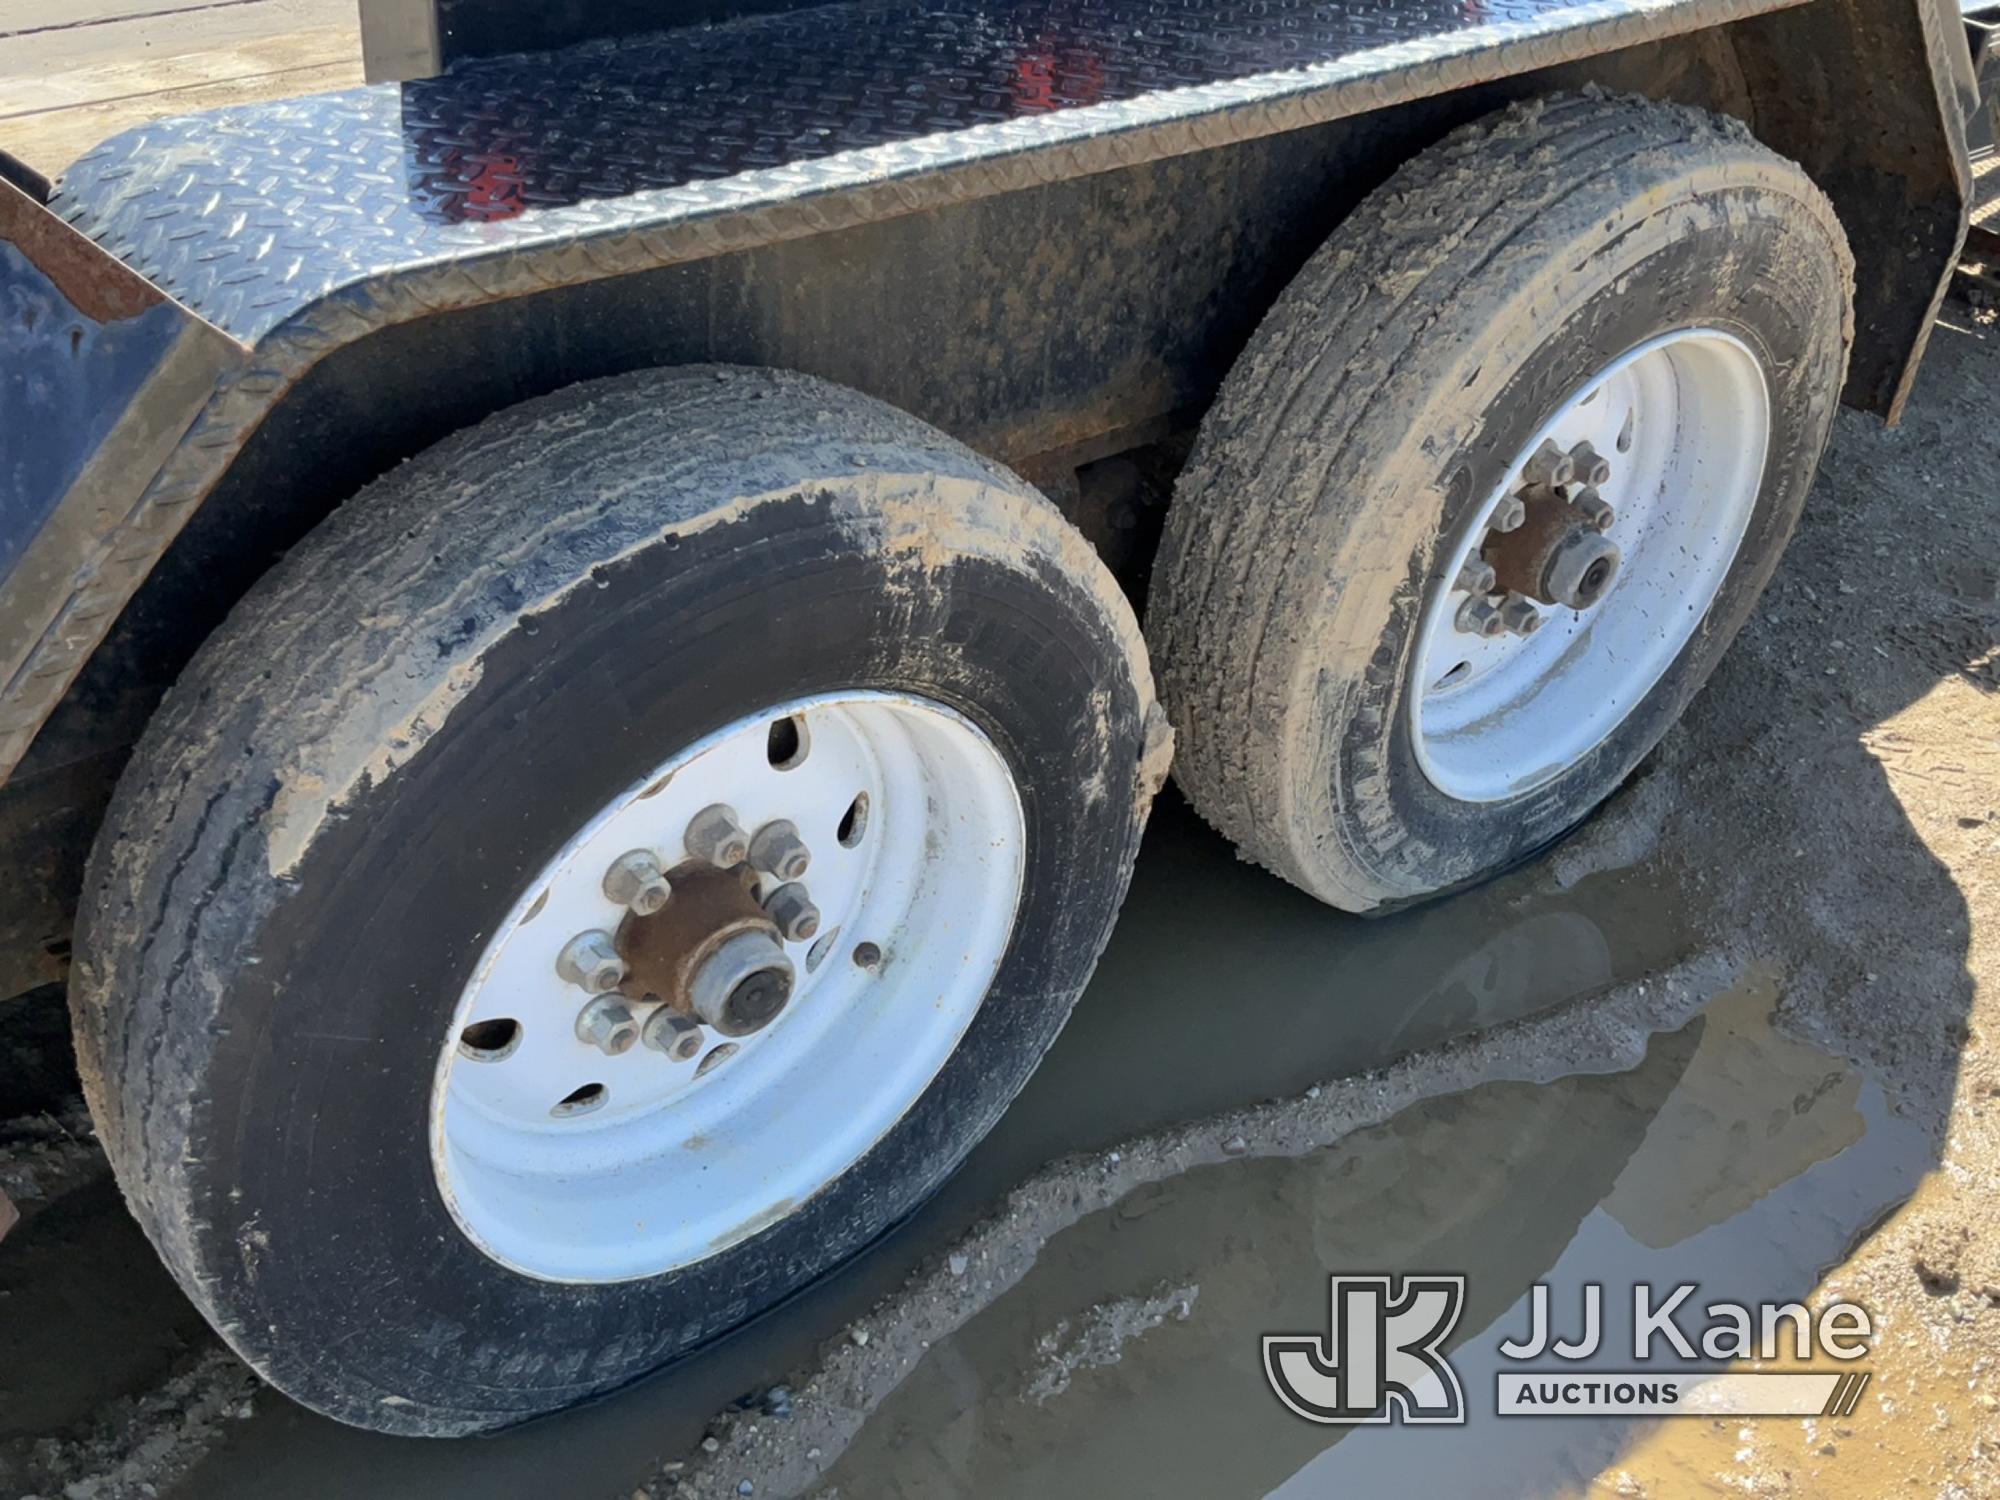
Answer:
(358, 0, 442, 83)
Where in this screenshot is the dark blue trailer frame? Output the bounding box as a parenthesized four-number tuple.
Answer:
(0, 0, 1981, 996)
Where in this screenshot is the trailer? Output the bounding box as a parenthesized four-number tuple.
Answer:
(0, 0, 1988, 1436)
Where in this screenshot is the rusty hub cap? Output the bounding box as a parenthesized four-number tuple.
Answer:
(615, 863, 795, 1038)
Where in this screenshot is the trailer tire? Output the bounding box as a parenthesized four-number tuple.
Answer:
(1149, 93, 1853, 911)
(70, 366, 1163, 1434)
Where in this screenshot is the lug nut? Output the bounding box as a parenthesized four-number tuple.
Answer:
(1490, 495, 1528, 533)
(1498, 593, 1543, 636)
(1573, 488, 1616, 532)
(602, 850, 671, 915)
(642, 1007, 705, 1062)
(557, 929, 627, 993)
(1454, 558, 1497, 595)
(1521, 438, 1575, 490)
(575, 995, 641, 1056)
(685, 804, 751, 868)
(1568, 441, 1612, 487)
(763, 882, 821, 942)
(1455, 595, 1507, 638)
(748, 819, 811, 882)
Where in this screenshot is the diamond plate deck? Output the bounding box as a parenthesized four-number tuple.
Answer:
(55, 0, 1808, 345)
(7, 0, 1807, 778)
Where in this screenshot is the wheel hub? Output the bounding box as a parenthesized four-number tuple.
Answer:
(614, 863, 795, 1038)
(1481, 468, 1624, 613)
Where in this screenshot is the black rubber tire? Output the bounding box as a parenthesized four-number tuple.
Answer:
(70, 366, 1168, 1435)
(1148, 93, 1853, 912)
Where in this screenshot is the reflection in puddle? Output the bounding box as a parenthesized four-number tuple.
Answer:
(952, 787, 1681, 1176)
(813, 975, 1926, 1499)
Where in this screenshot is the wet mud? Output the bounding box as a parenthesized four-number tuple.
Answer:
(810, 972, 1928, 1499)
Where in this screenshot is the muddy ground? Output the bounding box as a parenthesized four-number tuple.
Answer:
(3, 303, 1999, 1499)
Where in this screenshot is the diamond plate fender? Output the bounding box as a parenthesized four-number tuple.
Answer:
(0, 0, 1970, 794)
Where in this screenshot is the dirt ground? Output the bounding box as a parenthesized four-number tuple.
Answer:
(1578, 297, 2000, 1498)
(1, 0, 360, 176)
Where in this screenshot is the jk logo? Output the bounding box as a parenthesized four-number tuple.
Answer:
(1263, 1275, 1468, 1424)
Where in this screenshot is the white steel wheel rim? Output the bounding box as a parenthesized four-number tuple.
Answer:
(1410, 329, 1771, 803)
(430, 691, 1026, 1284)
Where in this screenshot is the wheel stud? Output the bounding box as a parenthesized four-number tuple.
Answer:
(1454, 595, 1507, 638)
(1573, 488, 1616, 532)
(575, 995, 641, 1056)
(557, 929, 627, 993)
(748, 819, 812, 882)
(685, 804, 751, 868)
(1454, 557, 1497, 596)
(1490, 495, 1528, 534)
(762, 881, 821, 942)
(1498, 593, 1543, 637)
(642, 1007, 705, 1062)
(1520, 438, 1574, 489)
(1568, 441, 1612, 487)
(602, 850, 671, 914)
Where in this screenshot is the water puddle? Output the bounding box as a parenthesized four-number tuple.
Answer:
(808, 972, 1929, 1498)
(14, 786, 1925, 1498)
